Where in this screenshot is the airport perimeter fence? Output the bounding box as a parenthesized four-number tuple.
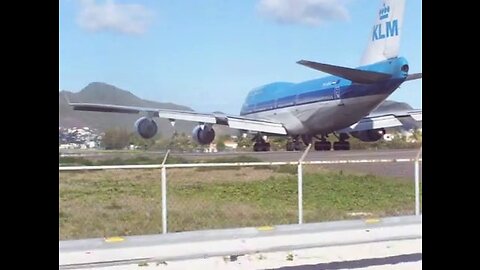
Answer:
(59, 146, 422, 240)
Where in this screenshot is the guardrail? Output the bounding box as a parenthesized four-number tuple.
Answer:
(59, 147, 422, 234)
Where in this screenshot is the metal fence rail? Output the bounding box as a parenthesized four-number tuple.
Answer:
(58, 159, 422, 171)
(59, 147, 422, 235)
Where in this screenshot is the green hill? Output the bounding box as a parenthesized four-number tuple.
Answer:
(59, 82, 197, 137)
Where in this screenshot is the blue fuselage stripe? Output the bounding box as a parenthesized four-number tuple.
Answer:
(239, 58, 408, 116)
(240, 79, 403, 115)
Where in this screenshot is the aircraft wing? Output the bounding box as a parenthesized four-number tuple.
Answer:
(69, 102, 288, 135)
(338, 109, 422, 133)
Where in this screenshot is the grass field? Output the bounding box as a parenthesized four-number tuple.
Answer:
(59, 165, 421, 240)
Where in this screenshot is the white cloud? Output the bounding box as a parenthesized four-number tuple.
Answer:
(257, 0, 349, 26)
(76, 0, 153, 35)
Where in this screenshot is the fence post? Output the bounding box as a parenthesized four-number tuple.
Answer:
(161, 150, 170, 234)
(298, 144, 312, 224)
(415, 147, 422, 216)
(161, 166, 167, 234)
(297, 163, 303, 224)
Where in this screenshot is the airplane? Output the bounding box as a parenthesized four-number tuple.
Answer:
(69, 0, 422, 152)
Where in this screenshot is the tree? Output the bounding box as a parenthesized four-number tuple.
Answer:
(236, 135, 253, 150)
(216, 141, 226, 151)
(269, 136, 289, 151)
(129, 132, 158, 150)
(102, 128, 130, 150)
(411, 128, 422, 143)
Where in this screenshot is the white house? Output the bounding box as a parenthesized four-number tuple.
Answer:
(224, 140, 238, 149)
(383, 134, 394, 141)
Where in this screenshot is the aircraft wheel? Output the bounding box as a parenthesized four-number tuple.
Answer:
(315, 141, 331, 151)
(333, 142, 341, 151)
(323, 141, 332, 151)
(294, 141, 303, 151)
(264, 142, 271, 152)
(286, 142, 294, 151)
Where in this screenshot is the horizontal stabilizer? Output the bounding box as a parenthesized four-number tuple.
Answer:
(405, 73, 422, 81)
(297, 60, 391, 84)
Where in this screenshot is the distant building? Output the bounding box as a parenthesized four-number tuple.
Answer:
(205, 143, 217, 153)
(87, 141, 97, 148)
(59, 126, 102, 149)
(59, 144, 73, 150)
(129, 144, 141, 150)
(383, 134, 394, 141)
(224, 140, 238, 150)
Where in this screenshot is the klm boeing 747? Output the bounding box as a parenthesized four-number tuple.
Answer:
(70, 0, 421, 152)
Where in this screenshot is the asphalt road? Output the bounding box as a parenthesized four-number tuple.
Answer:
(171, 149, 420, 162)
(60, 148, 420, 161)
(275, 253, 422, 270)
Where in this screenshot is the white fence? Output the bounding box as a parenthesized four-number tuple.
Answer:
(59, 146, 422, 234)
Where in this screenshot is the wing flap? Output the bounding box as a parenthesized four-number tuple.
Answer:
(227, 116, 287, 135)
(344, 115, 403, 132)
(409, 111, 422, 121)
(157, 110, 217, 124)
(297, 60, 391, 83)
(339, 110, 422, 133)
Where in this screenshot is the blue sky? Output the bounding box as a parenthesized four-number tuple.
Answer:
(60, 0, 422, 114)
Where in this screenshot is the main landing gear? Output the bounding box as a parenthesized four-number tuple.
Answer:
(286, 136, 304, 151)
(252, 134, 270, 152)
(287, 133, 350, 151)
(251, 133, 351, 152)
(332, 133, 350, 151)
(314, 136, 331, 151)
(332, 140, 350, 150)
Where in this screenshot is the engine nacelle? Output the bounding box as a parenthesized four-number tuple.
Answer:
(192, 125, 215, 145)
(134, 117, 158, 139)
(350, 128, 386, 142)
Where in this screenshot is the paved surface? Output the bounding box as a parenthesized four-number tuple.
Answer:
(60, 149, 420, 162)
(173, 149, 420, 162)
(66, 241, 421, 269)
(59, 215, 421, 270)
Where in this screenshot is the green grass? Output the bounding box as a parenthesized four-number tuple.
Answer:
(59, 168, 421, 240)
(59, 157, 94, 166)
(59, 155, 261, 167)
(195, 156, 264, 171)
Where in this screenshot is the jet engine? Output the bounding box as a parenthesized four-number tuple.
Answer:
(134, 117, 158, 139)
(192, 125, 215, 145)
(350, 128, 386, 142)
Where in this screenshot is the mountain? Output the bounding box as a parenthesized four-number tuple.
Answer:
(59, 82, 198, 137)
(373, 100, 414, 113)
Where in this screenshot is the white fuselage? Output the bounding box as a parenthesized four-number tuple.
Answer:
(245, 94, 389, 135)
